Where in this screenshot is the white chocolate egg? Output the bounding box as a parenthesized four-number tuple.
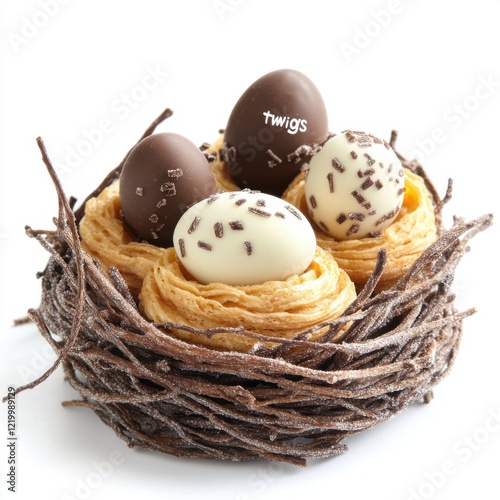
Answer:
(173, 190, 316, 285)
(304, 131, 405, 240)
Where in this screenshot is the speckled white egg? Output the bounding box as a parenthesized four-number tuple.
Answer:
(173, 190, 316, 285)
(304, 131, 405, 240)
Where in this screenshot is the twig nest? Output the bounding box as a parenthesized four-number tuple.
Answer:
(18, 111, 493, 467)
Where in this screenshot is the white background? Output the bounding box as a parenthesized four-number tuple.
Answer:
(1, 1, 499, 499)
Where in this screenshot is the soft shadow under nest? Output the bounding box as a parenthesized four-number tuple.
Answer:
(16, 109, 493, 466)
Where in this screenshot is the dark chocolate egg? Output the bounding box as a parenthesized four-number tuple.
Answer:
(224, 69, 329, 196)
(119, 132, 217, 247)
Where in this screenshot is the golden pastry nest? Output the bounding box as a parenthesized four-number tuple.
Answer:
(18, 110, 492, 466)
(208, 134, 438, 291)
(80, 182, 356, 352)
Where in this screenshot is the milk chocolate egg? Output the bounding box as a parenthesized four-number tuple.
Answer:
(305, 131, 405, 240)
(173, 190, 316, 286)
(119, 132, 217, 247)
(224, 69, 329, 196)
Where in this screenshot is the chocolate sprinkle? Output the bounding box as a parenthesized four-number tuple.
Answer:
(376, 207, 400, 226)
(248, 207, 272, 218)
(350, 151, 358, 159)
(346, 223, 360, 236)
(357, 138, 371, 148)
(285, 205, 302, 220)
(266, 149, 282, 164)
(235, 198, 247, 206)
(336, 213, 347, 225)
(197, 241, 212, 251)
(349, 213, 365, 222)
(331, 158, 345, 173)
(351, 190, 366, 205)
(243, 241, 252, 255)
(309, 195, 317, 209)
(167, 169, 183, 178)
(178, 238, 186, 257)
(364, 153, 375, 166)
(361, 178, 374, 190)
(327, 172, 334, 193)
(318, 220, 329, 232)
(188, 216, 201, 234)
(351, 191, 372, 211)
(229, 220, 244, 230)
(345, 131, 356, 143)
(160, 182, 176, 196)
(207, 194, 220, 204)
(214, 222, 223, 238)
(287, 143, 321, 165)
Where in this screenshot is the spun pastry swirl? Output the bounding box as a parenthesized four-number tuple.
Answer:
(140, 246, 356, 352)
(282, 168, 437, 290)
(80, 182, 167, 295)
(79, 180, 356, 352)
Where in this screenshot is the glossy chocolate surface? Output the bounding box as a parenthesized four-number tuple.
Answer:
(119, 132, 217, 247)
(224, 69, 329, 196)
